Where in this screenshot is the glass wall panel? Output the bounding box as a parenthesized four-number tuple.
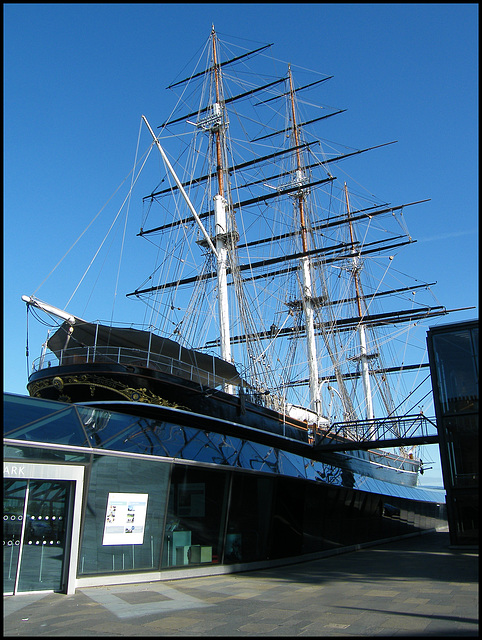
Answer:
(303, 482, 388, 551)
(247, 445, 280, 474)
(4, 398, 88, 447)
(225, 473, 274, 563)
(277, 451, 306, 479)
(442, 414, 478, 487)
(428, 322, 477, 546)
(314, 463, 345, 487)
(79, 456, 169, 575)
(270, 477, 305, 559)
(76, 406, 137, 450)
(177, 432, 224, 465)
(301, 481, 327, 554)
(235, 441, 271, 472)
(162, 465, 230, 568)
(216, 435, 245, 466)
(303, 459, 318, 482)
(450, 493, 478, 545)
(353, 492, 385, 544)
(4, 394, 76, 434)
(432, 329, 478, 415)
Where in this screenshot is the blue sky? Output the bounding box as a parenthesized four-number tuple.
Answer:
(4, 3, 478, 488)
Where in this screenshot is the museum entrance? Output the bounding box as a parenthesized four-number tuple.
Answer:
(3, 479, 72, 595)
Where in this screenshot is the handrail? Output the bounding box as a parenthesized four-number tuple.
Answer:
(30, 346, 287, 411)
(30, 346, 236, 391)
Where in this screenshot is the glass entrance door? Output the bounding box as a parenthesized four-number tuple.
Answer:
(3, 479, 71, 594)
(3, 480, 26, 595)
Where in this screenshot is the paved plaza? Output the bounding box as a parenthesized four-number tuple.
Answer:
(4, 530, 478, 636)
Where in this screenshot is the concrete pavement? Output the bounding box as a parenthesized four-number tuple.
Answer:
(4, 530, 478, 636)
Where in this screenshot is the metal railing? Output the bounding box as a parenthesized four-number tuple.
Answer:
(313, 414, 439, 452)
(31, 347, 282, 410)
(31, 346, 233, 391)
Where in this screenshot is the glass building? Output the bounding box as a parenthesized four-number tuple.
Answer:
(4, 392, 446, 595)
(427, 319, 478, 546)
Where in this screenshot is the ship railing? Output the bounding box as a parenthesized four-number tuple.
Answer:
(31, 346, 241, 391)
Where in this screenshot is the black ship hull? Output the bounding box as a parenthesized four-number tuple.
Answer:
(27, 361, 421, 486)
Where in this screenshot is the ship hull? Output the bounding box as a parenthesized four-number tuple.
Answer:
(27, 361, 421, 486)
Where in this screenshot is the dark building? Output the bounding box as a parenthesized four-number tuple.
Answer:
(427, 319, 478, 546)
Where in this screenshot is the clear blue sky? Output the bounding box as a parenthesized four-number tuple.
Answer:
(4, 3, 478, 488)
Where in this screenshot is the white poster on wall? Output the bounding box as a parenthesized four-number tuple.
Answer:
(102, 493, 148, 546)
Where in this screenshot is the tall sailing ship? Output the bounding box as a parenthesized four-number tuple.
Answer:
(22, 28, 452, 492)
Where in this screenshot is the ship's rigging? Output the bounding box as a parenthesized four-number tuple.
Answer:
(130, 27, 448, 428)
(22, 27, 475, 463)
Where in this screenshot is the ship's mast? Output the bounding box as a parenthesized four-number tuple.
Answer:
(344, 183, 375, 425)
(288, 66, 321, 416)
(211, 27, 233, 379)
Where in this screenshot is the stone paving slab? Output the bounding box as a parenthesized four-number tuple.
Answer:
(4, 531, 478, 636)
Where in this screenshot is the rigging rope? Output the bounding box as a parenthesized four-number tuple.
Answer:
(65, 127, 152, 312)
(25, 303, 30, 376)
(32, 163, 144, 302)
(110, 118, 144, 325)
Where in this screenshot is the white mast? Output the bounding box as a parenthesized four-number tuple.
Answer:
(300, 254, 322, 416)
(344, 184, 375, 427)
(144, 28, 234, 393)
(143, 114, 233, 390)
(288, 67, 321, 417)
(214, 193, 232, 365)
(210, 28, 233, 380)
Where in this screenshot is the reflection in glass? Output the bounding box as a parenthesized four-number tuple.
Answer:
(4, 402, 88, 447)
(76, 406, 139, 449)
(4, 394, 77, 436)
